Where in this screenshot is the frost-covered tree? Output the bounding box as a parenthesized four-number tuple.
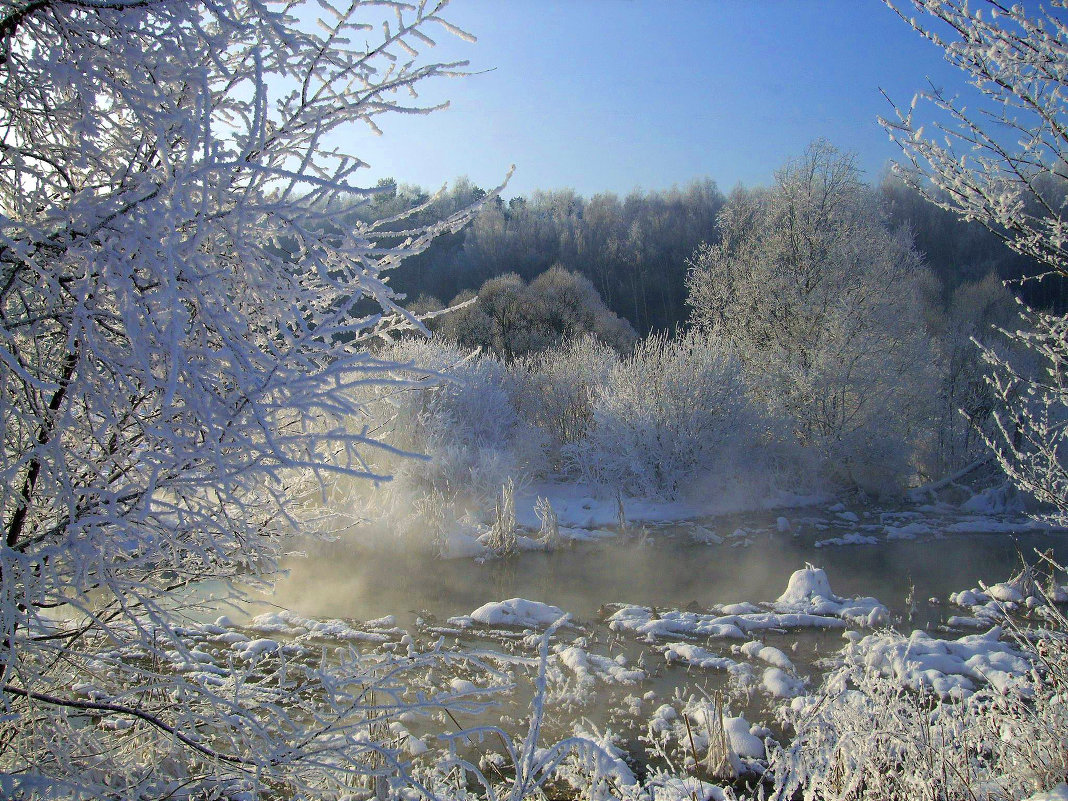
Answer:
(438, 266, 636, 357)
(570, 331, 768, 499)
(686, 141, 933, 491)
(883, 0, 1068, 518)
(0, 0, 505, 796)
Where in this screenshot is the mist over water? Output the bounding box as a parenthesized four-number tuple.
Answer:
(234, 503, 1068, 770)
(268, 507, 1068, 629)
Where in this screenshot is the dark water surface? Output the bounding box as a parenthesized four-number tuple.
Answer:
(266, 509, 1068, 628)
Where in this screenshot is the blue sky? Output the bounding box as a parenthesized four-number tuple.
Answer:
(349, 1, 974, 199)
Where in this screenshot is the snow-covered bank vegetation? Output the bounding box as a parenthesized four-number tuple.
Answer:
(349, 146, 1027, 541)
(5, 0, 1068, 795)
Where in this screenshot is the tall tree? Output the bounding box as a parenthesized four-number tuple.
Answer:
(686, 141, 932, 490)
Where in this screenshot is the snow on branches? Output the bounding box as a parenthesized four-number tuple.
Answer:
(0, 0, 506, 796)
(881, 0, 1068, 278)
(883, 0, 1068, 519)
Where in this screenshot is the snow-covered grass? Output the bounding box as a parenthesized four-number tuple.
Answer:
(764, 560, 1068, 801)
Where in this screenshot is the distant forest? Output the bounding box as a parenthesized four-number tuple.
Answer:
(340, 173, 1068, 336)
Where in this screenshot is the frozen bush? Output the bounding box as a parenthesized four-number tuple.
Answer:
(768, 559, 1068, 801)
(568, 331, 771, 499)
(368, 338, 546, 508)
(768, 633, 1068, 801)
(513, 335, 621, 472)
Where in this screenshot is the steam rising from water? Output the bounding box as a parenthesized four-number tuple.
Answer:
(270, 507, 1067, 631)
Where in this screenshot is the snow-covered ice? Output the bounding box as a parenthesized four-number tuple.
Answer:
(773, 565, 889, 626)
(450, 598, 568, 629)
(842, 626, 1030, 697)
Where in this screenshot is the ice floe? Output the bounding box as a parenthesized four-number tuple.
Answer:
(606, 565, 888, 642)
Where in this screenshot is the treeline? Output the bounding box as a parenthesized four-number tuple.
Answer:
(340, 170, 1066, 337)
(344, 177, 724, 333)
(350, 145, 1045, 511)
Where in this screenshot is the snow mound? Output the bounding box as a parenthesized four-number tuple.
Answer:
(774, 565, 889, 626)
(607, 606, 746, 640)
(776, 564, 834, 605)
(846, 626, 1030, 698)
(761, 666, 804, 698)
(662, 642, 738, 671)
(649, 702, 768, 774)
(739, 640, 795, 672)
(949, 565, 1067, 624)
(464, 598, 567, 629)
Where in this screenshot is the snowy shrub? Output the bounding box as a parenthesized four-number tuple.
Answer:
(368, 338, 546, 510)
(513, 335, 621, 472)
(767, 617, 1068, 801)
(568, 331, 770, 499)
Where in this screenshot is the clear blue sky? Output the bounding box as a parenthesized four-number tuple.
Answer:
(348, 0, 972, 199)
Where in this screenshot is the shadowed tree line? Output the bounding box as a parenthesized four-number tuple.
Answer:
(337, 171, 1066, 340)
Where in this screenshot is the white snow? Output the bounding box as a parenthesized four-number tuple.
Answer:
(555, 643, 644, 686)
(246, 610, 401, 642)
(509, 481, 825, 535)
(776, 565, 835, 604)
(607, 566, 889, 642)
(1025, 784, 1068, 801)
(760, 666, 804, 698)
(233, 638, 281, 659)
(662, 642, 740, 671)
(815, 532, 878, 547)
(884, 521, 932, 539)
(723, 715, 766, 759)
(773, 565, 889, 626)
(739, 641, 795, 672)
(845, 626, 1030, 698)
(460, 598, 568, 629)
(648, 776, 731, 801)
